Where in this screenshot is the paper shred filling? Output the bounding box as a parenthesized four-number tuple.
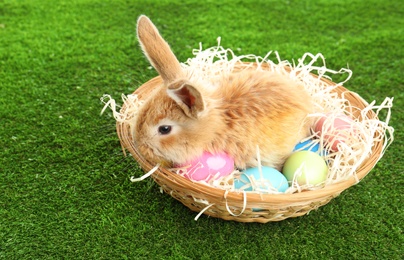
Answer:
(101, 39, 394, 218)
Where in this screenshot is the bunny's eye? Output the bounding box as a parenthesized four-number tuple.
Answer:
(158, 125, 172, 135)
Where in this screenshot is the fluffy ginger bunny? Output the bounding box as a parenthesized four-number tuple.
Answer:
(133, 15, 313, 170)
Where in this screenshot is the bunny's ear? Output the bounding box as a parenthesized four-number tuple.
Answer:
(167, 80, 205, 118)
(137, 15, 184, 84)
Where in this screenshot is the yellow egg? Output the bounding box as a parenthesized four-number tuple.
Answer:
(282, 151, 328, 186)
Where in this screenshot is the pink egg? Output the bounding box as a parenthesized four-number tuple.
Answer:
(314, 113, 354, 151)
(177, 152, 235, 181)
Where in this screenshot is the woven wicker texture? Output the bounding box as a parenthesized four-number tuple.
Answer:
(116, 68, 383, 223)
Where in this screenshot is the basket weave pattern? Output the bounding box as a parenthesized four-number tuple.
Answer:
(117, 71, 383, 223)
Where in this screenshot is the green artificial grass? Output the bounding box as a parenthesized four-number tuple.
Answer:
(1, 0, 403, 259)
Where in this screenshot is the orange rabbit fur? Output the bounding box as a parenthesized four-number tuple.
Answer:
(134, 15, 313, 170)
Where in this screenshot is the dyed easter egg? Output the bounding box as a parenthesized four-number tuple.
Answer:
(177, 152, 234, 181)
(234, 166, 289, 193)
(294, 139, 321, 153)
(314, 114, 354, 151)
(282, 151, 328, 186)
(294, 139, 328, 157)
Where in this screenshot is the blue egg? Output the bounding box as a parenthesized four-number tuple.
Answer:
(234, 166, 289, 193)
(293, 139, 321, 153)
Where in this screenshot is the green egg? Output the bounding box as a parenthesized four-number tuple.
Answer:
(282, 151, 328, 186)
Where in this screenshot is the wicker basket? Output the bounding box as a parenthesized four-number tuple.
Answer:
(116, 68, 383, 223)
